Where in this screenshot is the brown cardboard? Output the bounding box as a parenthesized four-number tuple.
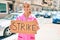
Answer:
(9, 20, 39, 34)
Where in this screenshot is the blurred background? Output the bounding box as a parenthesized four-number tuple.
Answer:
(0, 0, 60, 40)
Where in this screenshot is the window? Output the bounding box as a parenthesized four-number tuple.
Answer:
(39, 7, 42, 12)
(42, 7, 53, 11)
(36, 8, 39, 11)
(9, 4, 13, 11)
(20, 7, 22, 11)
(31, 7, 34, 11)
(0, 3, 6, 13)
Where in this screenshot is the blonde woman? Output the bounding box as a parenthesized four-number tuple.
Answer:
(16, 2, 39, 40)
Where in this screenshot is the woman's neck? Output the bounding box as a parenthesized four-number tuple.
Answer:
(24, 13, 29, 19)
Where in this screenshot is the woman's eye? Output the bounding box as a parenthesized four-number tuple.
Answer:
(27, 5, 29, 8)
(24, 6, 25, 7)
(29, 11, 31, 13)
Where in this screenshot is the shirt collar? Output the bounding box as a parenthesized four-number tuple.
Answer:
(22, 14, 32, 18)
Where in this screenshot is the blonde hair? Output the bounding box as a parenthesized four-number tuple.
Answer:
(24, 1, 31, 4)
(23, 1, 31, 8)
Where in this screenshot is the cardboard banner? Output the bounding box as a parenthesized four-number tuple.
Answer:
(9, 20, 39, 34)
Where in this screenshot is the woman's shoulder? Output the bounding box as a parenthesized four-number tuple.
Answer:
(16, 14, 24, 20)
(30, 14, 36, 18)
(29, 14, 37, 20)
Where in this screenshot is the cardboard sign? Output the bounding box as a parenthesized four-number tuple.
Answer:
(9, 20, 39, 34)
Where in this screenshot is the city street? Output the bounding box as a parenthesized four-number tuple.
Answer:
(1, 17, 60, 40)
(0, 0, 60, 40)
(36, 17, 60, 40)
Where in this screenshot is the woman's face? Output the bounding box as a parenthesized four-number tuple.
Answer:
(23, 3, 31, 16)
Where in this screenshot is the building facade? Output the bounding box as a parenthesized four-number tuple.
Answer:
(52, 0, 60, 10)
(14, 0, 42, 12)
(0, 0, 13, 18)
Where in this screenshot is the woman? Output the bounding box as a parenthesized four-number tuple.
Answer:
(16, 2, 39, 40)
